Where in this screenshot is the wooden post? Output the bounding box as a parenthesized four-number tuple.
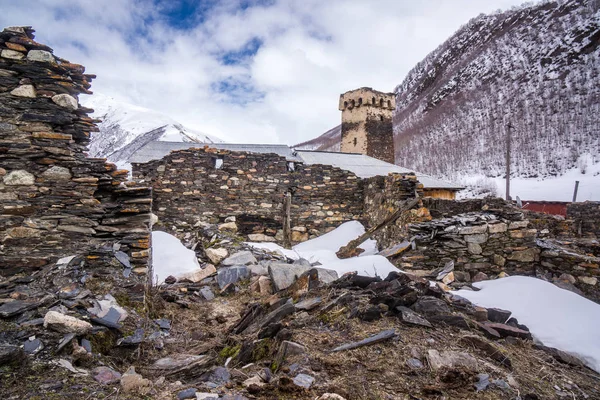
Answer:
(572, 181, 580, 203)
(336, 197, 421, 259)
(282, 191, 292, 248)
(505, 122, 511, 201)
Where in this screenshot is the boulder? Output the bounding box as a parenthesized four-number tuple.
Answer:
(10, 84, 36, 98)
(293, 373, 315, 389)
(247, 233, 276, 242)
(27, 49, 56, 63)
(3, 169, 35, 185)
(486, 308, 512, 323)
(52, 94, 78, 110)
(222, 251, 257, 266)
(218, 222, 238, 232)
(1, 49, 24, 59)
(43, 311, 92, 335)
(179, 264, 216, 282)
(426, 349, 478, 371)
(217, 266, 249, 289)
(206, 248, 228, 264)
(92, 366, 122, 385)
(268, 263, 311, 291)
(411, 296, 450, 316)
(120, 366, 151, 394)
(41, 166, 71, 181)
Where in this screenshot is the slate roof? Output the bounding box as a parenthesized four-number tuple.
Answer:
(129, 141, 301, 163)
(293, 150, 464, 190)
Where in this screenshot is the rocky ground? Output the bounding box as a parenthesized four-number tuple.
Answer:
(1, 222, 599, 399)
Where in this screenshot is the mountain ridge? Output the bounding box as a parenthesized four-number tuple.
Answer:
(296, 0, 600, 199)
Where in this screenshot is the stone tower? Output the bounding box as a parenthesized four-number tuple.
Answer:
(339, 87, 396, 164)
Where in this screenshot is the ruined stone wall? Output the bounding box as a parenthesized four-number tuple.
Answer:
(397, 211, 599, 302)
(339, 87, 395, 164)
(0, 27, 152, 292)
(132, 147, 363, 242)
(362, 173, 429, 247)
(567, 201, 600, 238)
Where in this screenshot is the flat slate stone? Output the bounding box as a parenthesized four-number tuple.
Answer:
(331, 329, 397, 352)
(23, 338, 43, 354)
(428, 314, 470, 330)
(200, 286, 215, 300)
(0, 299, 42, 318)
(484, 322, 532, 339)
(486, 308, 512, 323)
(294, 297, 322, 311)
(411, 296, 450, 316)
(217, 266, 249, 289)
(396, 306, 432, 328)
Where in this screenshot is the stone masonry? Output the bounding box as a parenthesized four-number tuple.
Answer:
(568, 201, 600, 238)
(132, 146, 363, 242)
(396, 208, 600, 302)
(339, 87, 396, 164)
(0, 27, 152, 294)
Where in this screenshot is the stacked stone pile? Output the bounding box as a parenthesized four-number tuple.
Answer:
(0, 26, 152, 281)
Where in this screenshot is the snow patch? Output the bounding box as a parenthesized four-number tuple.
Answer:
(151, 231, 201, 285)
(456, 276, 600, 373)
(248, 221, 398, 278)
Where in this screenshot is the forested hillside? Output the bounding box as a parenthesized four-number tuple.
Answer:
(297, 0, 600, 188)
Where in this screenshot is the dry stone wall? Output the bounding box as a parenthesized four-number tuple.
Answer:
(568, 201, 600, 238)
(0, 27, 152, 293)
(132, 147, 363, 242)
(397, 210, 600, 302)
(363, 173, 430, 247)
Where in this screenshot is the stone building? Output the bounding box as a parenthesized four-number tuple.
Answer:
(339, 87, 396, 164)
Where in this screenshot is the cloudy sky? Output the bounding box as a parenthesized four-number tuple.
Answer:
(1, 0, 527, 144)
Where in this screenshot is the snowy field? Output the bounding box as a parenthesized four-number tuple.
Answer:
(457, 276, 600, 373)
(457, 157, 600, 202)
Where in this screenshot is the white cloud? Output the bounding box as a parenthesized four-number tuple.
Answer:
(0, 0, 528, 144)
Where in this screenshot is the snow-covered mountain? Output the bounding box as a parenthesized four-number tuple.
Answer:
(82, 94, 222, 163)
(297, 0, 600, 201)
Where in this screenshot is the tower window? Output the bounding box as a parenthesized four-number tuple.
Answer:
(343, 101, 348, 109)
(213, 156, 224, 169)
(372, 96, 375, 105)
(380, 115, 384, 121)
(380, 98, 384, 107)
(387, 100, 392, 108)
(353, 137, 357, 146)
(350, 99, 355, 108)
(358, 97, 362, 106)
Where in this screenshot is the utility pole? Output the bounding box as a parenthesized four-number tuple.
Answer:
(506, 122, 511, 201)
(572, 181, 579, 202)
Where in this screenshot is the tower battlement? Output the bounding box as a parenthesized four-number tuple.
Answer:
(339, 87, 395, 111)
(339, 87, 396, 164)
